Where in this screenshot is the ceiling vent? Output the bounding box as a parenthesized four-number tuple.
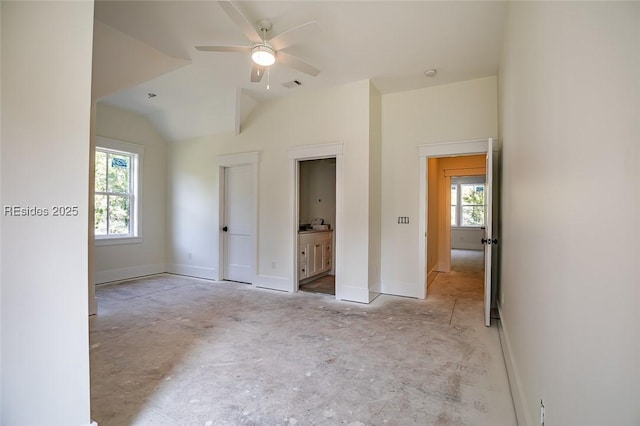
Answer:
(282, 80, 303, 89)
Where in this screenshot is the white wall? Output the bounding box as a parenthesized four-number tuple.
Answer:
(451, 229, 483, 251)
(299, 159, 336, 227)
(167, 80, 376, 302)
(499, 3, 640, 425)
(94, 103, 168, 283)
(1, 1, 94, 424)
(381, 77, 498, 297)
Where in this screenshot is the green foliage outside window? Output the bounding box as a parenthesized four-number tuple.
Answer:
(95, 149, 133, 236)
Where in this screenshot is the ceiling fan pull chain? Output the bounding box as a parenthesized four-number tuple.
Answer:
(267, 67, 270, 90)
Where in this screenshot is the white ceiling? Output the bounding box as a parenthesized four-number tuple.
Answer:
(94, 1, 507, 142)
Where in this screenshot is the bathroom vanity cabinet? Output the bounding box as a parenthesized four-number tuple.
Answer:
(298, 230, 333, 281)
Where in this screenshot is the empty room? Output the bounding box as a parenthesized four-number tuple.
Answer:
(1, 2, 639, 426)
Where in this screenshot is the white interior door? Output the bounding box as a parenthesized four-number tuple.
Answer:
(483, 139, 494, 326)
(223, 165, 253, 283)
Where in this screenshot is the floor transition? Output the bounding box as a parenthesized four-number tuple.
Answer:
(90, 250, 516, 425)
(299, 274, 335, 296)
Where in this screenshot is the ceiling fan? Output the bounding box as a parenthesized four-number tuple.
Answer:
(196, 1, 321, 86)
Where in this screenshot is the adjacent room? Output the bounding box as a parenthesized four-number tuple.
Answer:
(2, 2, 639, 426)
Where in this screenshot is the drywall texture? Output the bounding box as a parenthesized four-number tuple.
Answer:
(381, 77, 498, 297)
(167, 80, 377, 302)
(94, 104, 168, 283)
(499, 2, 640, 425)
(1, 1, 94, 424)
(299, 159, 336, 228)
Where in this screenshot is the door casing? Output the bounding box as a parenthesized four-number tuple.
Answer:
(288, 142, 343, 297)
(418, 139, 500, 324)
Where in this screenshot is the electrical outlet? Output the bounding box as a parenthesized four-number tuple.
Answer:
(271, 261, 277, 269)
(540, 400, 545, 425)
(188, 252, 192, 260)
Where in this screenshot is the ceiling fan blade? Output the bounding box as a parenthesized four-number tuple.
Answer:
(268, 21, 321, 51)
(195, 45, 252, 53)
(218, 1, 263, 44)
(277, 52, 320, 77)
(250, 64, 265, 82)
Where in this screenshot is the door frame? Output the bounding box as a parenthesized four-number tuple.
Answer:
(288, 142, 343, 295)
(217, 151, 259, 284)
(418, 138, 499, 300)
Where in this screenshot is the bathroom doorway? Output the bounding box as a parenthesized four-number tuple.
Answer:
(297, 158, 336, 295)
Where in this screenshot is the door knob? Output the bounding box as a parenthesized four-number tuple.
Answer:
(481, 238, 498, 245)
(222, 226, 228, 232)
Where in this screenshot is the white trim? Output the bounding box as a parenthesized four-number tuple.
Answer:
(94, 136, 144, 241)
(96, 136, 144, 156)
(418, 157, 427, 299)
(335, 284, 369, 304)
(95, 236, 142, 246)
(417, 138, 498, 158)
(217, 151, 259, 284)
(95, 263, 165, 284)
(287, 142, 344, 159)
(381, 280, 421, 299)
(418, 138, 498, 300)
(498, 304, 532, 426)
(255, 274, 290, 292)
(217, 151, 259, 167)
(289, 142, 344, 299)
(166, 264, 218, 281)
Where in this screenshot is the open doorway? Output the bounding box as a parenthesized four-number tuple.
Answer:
(419, 138, 499, 326)
(297, 158, 336, 295)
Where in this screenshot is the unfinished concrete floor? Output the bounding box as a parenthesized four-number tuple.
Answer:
(90, 250, 516, 425)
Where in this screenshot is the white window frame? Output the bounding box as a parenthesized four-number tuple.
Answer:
(451, 176, 486, 229)
(94, 137, 143, 246)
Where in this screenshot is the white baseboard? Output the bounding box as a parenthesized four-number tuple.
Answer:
(166, 264, 218, 280)
(368, 291, 381, 303)
(498, 303, 532, 426)
(256, 274, 291, 292)
(95, 263, 166, 284)
(380, 280, 420, 299)
(336, 284, 370, 303)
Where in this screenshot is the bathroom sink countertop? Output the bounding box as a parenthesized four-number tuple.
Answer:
(298, 229, 333, 234)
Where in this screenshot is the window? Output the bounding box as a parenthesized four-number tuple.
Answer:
(94, 137, 143, 244)
(451, 179, 485, 227)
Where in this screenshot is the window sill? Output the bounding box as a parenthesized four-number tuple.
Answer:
(451, 227, 484, 231)
(95, 236, 142, 246)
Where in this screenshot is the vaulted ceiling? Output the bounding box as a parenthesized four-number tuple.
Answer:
(93, 1, 507, 142)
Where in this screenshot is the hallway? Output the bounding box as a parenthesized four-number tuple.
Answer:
(428, 249, 486, 326)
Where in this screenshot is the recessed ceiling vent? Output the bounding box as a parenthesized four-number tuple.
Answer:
(282, 80, 303, 89)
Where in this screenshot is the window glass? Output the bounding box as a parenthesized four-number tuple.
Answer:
(108, 154, 130, 193)
(95, 145, 139, 239)
(451, 181, 485, 227)
(95, 194, 107, 235)
(95, 151, 107, 192)
(108, 195, 130, 234)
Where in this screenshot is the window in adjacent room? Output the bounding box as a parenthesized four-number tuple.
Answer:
(94, 137, 143, 244)
(451, 178, 485, 227)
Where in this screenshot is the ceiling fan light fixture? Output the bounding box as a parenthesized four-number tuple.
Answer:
(251, 45, 276, 67)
